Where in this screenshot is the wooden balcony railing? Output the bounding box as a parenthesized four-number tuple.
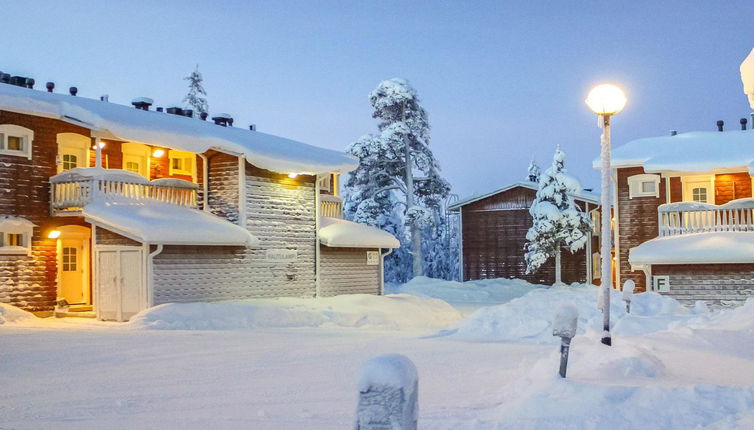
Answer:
(320, 194, 343, 218)
(658, 198, 754, 236)
(50, 169, 198, 215)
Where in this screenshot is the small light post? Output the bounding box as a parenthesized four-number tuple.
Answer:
(553, 304, 579, 378)
(586, 84, 627, 346)
(622, 279, 635, 313)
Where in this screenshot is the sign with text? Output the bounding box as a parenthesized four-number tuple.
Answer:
(366, 251, 380, 266)
(653, 275, 670, 292)
(266, 249, 298, 263)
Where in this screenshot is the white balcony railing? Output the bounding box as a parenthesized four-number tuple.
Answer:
(50, 168, 198, 214)
(658, 198, 754, 236)
(320, 194, 343, 218)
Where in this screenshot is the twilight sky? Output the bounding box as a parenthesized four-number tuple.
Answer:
(4, 1, 754, 197)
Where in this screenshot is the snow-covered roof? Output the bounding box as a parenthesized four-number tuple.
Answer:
(83, 201, 258, 246)
(629, 232, 754, 266)
(50, 167, 150, 184)
(449, 181, 600, 211)
(598, 130, 754, 174)
(0, 215, 36, 233)
(0, 83, 358, 175)
(319, 217, 400, 248)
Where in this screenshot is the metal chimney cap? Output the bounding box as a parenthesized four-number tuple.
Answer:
(212, 113, 233, 120)
(131, 97, 154, 105)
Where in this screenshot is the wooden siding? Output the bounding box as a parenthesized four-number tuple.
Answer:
(320, 246, 380, 296)
(152, 162, 318, 303)
(461, 186, 589, 284)
(652, 264, 754, 307)
(669, 177, 682, 203)
(0, 110, 91, 311)
(95, 228, 141, 246)
(715, 173, 752, 204)
(616, 167, 666, 293)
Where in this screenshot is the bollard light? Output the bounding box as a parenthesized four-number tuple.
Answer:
(553, 303, 579, 378)
(356, 354, 418, 430)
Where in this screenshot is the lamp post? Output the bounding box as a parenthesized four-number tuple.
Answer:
(585, 84, 626, 347)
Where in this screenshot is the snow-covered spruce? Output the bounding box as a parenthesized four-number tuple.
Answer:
(344, 78, 453, 282)
(183, 64, 208, 117)
(525, 147, 592, 284)
(527, 158, 541, 183)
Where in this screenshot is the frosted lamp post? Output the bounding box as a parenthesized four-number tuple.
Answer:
(586, 84, 626, 347)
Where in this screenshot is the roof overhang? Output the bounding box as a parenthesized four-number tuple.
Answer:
(319, 217, 400, 248)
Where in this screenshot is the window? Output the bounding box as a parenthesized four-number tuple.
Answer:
(125, 161, 140, 174)
(121, 142, 151, 178)
(0, 215, 34, 255)
(692, 187, 707, 203)
(62, 247, 78, 272)
(57, 133, 90, 173)
(627, 174, 661, 199)
(62, 154, 78, 171)
(168, 150, 195, 177)
(0, 125, 34, 159)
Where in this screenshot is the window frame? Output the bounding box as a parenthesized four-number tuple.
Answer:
(168, 150, 196, 178)
(627, 174, 661, 199)
(0, 216, 34, 256)
(121, 142, 151, 178)
(0, 124, 34, 159)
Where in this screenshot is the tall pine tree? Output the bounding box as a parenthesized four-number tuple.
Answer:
(345, 78, 451, 281)
(525, 147, 592, 284)
(183, 65, 208, 117)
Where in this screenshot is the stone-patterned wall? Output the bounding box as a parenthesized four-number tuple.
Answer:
(651, 264, 754, 307)
(320, 246, 380, 296)
(0, 110, 91, 311)
(151, 161, 317, 303)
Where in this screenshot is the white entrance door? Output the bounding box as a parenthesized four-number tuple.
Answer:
(96, 247, 145, 321)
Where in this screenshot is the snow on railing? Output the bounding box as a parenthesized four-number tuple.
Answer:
(50, 168, 198, 214)
(320, 194, 343, 218)
(658, 198, 754, 236)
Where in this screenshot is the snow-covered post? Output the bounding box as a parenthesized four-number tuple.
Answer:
(553, 304, 579, 378)
(355, 354, 418, 430)
(622, 279, 635, 314)
(586, 84, 627, 347)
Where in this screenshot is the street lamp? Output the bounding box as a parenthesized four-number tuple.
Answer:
(586, 83, 626, 346)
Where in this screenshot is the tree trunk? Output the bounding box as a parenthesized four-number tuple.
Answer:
(402, 106, 422, 278)
(554, 247, 562, 285)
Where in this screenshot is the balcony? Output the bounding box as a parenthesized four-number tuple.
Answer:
(658, 198, 754, 237)
(50, 168, 198, 215)
(320, 194, 343, 218)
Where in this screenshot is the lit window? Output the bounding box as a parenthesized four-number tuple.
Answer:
(627, 174, 661, 199)
(62, 247, 78, 272)
(62, 154, 78, 171)
(0, 125, 34, 159)
(0, 216, 34, 255)
(125, 161, 140, 174)
(168, 150, 195, 177)
(692, 187, 707, 203)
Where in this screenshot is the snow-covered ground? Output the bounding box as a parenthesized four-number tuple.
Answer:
(2, 278, 754, 429)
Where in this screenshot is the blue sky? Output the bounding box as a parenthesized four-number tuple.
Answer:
(3, 1, 754, 197)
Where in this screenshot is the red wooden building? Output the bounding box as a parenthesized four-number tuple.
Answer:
(450, 181, 600, 285)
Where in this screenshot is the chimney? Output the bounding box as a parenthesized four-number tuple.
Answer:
(166, 107, 184, 116)
(26, 78, 34, 89)
(100, 94, 109, 102)
(741, 118, 748, 131)
(249, 124, 256, 131)
(211, 113, 233, 127)
(716, 120, 724, 132)
(0, 73, 10, 84)
(46, 82, 55, 92)
(199, 112, 208, 121)
(131, 97, 154, 111)
(670, 130, 677, 136)
(156, 107, 163, 112)
(69, 87, 78, 96)
(183, 109, 193, 118)
(9, 76, 28, 87)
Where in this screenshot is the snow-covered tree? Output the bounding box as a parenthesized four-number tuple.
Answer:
(182, 65, 208, 117)
(525, 147, 592, 284)
(527, 159, 541, 183)
(344, 78, 451, 280)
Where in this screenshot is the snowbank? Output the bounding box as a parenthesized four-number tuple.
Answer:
(128, 294, 462, 331)
(387, 276, 541, 308)
(443, 285, 705, 343)
(0, 303, 36, 325)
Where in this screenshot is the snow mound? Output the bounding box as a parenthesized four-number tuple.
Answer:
(487, 337, 754, 430)
(128, 294, 462, 331)
(445, 285, 705, 343)
(358, 354, 418, 391)
(0, 303, 36, 325)
(387, 276, 541, 308)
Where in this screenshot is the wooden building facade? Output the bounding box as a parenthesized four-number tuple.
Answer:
(451, 182, 600, 285)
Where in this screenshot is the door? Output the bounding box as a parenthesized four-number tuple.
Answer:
(96, 247, 145, 321)
(60, 240, 86, 304)
(683, 176, 713, 203)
